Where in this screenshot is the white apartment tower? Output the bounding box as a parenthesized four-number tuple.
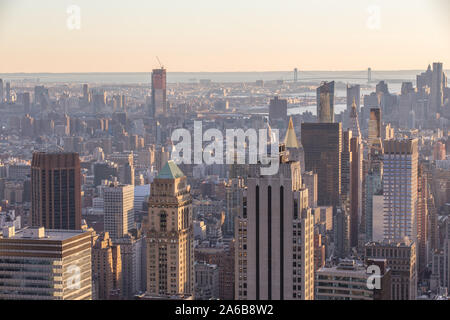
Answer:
(103, 182, 135, 240)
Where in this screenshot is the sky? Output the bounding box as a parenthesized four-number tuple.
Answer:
(0, 0, 449, 73)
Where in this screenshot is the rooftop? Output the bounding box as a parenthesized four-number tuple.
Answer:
(156, 160, 185, 179)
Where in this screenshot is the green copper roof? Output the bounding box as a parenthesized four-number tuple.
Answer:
(157, 160, 185, 179)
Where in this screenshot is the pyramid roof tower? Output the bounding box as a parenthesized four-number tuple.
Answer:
(284, 117, 299, 149)
(157, 160, 185, 179)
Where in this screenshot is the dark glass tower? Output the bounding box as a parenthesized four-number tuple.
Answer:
(31, 152, 82, 230)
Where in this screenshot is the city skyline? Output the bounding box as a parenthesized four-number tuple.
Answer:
(0, 0, 449, 73)
(0, 0, 449, 305)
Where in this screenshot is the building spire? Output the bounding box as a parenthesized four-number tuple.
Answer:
(284, 117, 299, 149)
(349, 97, 361, 140)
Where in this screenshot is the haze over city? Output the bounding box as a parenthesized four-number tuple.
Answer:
(0, 0, 450, 312)
(0, 0, 449, 72)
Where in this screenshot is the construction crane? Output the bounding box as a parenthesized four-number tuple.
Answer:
(156, 56, 164, 69)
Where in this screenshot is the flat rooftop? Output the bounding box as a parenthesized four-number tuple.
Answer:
(1, 227, 87, 241)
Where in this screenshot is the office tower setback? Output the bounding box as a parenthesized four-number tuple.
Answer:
(0, 227, 92, 300)
(383, 139, 418, 242)
(302, 122, 342, 206)
(151, 67, 167, 117)
(236, 159, 315, 300)
(317, 81, 335, 123)
(103, 182, 134, 240)
(31, 152, 82, 230)
(145, 161, 194, 296)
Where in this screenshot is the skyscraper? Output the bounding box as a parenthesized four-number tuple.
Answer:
(151, 67, 167, 117)
(92, 232, 122, 300)
(316, 81, 335, 123)
(236, 158, 315, 300)
(350, 135, 362, 247)
(0, 79, 3, 102)
(416, 165, 429, 276)
(269, 96, 288, 123)
(430, 62, 444, 115)
(31, 152, 82, 230)
(145, 161, 194, 297)
(103, 182, 135, 240)
(383, 139, 418, 242)
(5, 82, 11, 103)
(347, 84, 361, 113)
(368, 108, 382, 147)
(301, 122, 342, 206)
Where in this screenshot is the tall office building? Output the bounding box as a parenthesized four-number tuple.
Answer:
(347, 84, 361, 113)
(92, 232, 122, 300)
(31, 152, 82, 230)
(0, 79, 3, 102)
(365, 170, 383, 243)
(416, 165, 429, 276)
(109, 152, 135, 186)
(224, 178, 245, 237)
(103, 181, 135, 240)
(301, 122, 342, 206)
(269, 96, 288, 123)
(430, 62, 444, 115)
(368, 108, 382, 147)
(0, 227, 92, 300)
(350, 135, 362, 247)
(316, 81, 335, 123)
(365, 241, 417, 300)
(5, 82, 11, 103)
(114, 231, 146, 299)
(145, 161, 194, 296)
(151, 67, 167, 117)
(236, 158, 315, 300)
(366, 107, 384, 243)
(341, 130, 352, 207)
(383, 139, 418, 242)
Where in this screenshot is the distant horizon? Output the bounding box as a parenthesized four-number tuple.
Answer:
(1, 68, 448, 75)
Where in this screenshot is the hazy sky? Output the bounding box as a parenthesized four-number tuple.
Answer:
(0, 0, 449, 72)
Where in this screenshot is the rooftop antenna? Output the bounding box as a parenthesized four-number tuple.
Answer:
(156, 56, 164, 69)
